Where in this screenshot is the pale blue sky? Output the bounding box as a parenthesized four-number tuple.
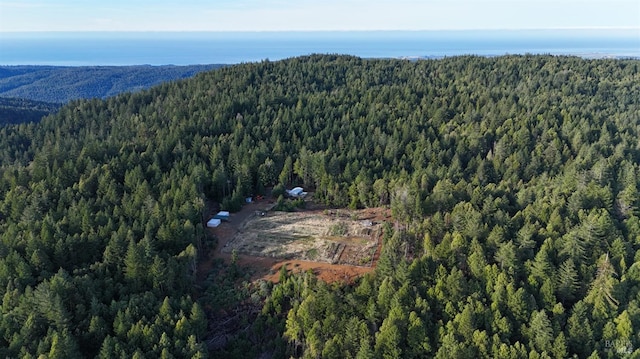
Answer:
(1, 0, 638, 32)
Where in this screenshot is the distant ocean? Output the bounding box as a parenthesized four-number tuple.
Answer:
(1, 30, 638, 66)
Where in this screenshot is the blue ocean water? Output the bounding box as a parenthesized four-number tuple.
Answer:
(0, 30, 638, 66)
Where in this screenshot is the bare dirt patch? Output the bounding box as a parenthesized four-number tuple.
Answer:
(222, 210, 380, 266)
(262, 261, 374, 284)
(197, 198, 390, 284)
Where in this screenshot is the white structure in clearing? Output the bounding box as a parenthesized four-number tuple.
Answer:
(213, 211, 230, 220)
(287, 187, 307, 198)
(207, 218, 221, 228)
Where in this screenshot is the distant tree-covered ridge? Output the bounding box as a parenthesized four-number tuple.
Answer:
(0, 97, 61, 125)
(0, 54, 639, 358)
(0, 64, 224, 103)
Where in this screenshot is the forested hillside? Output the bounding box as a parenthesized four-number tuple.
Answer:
(0, 64, 223, 103)
(0, 55, 639, 358)
(0, 97, 60, 125)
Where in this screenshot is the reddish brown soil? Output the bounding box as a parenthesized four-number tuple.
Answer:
(197, 199, 390, 284)
(262, 261, 374, 284)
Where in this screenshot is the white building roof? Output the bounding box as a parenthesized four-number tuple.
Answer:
(207, 218, 221, 227)
(289, 187, 304, 195)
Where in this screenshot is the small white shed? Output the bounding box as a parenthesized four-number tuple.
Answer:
(207, 218, 221, 228)
(214, 211, 230, 220)
(287, 187, 307, 197)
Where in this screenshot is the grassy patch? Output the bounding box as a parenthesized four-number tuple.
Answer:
(306, 248, 319, 260)
(329, 221, 348, 236)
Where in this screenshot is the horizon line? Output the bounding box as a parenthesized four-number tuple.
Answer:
(2, 27, 639, 33)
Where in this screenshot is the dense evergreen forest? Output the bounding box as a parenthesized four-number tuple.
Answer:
(0, 54, 639, 358)
(0, 64, 223, 104)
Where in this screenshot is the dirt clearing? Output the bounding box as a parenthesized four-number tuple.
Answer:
(198, 200, 390, 284)
(222, 210, 380, 266)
